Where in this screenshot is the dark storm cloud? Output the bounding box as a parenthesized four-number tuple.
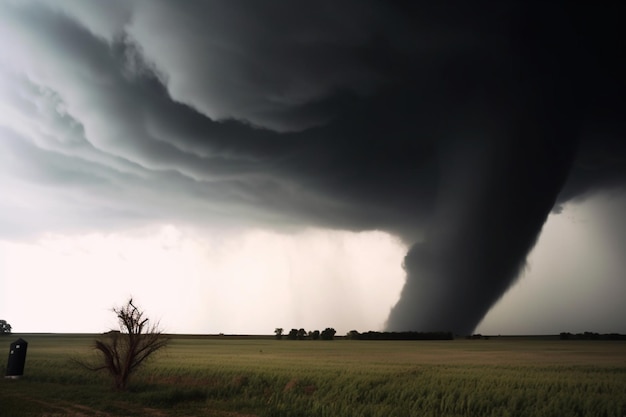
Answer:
(1, 1, 624, 334)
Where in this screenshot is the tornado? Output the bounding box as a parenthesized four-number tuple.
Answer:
(386, 136, 578, 335)
(386, 3, 597, 335)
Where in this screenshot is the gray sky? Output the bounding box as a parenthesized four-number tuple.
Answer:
(0, 1, 625, 335)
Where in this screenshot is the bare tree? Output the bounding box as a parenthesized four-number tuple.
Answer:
(82, 298, 168, 390)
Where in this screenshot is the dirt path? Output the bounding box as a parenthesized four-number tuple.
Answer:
(12, 393, 259, 417)
(8, 393, 166, 417)
(13, 395, 114, 417)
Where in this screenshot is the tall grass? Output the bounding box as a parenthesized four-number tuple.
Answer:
(1, 335, 625, 416)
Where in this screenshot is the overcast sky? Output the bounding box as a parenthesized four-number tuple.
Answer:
(1, 1, 624, 335)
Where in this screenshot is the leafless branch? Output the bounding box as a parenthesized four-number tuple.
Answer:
(76, 298, 169, 390)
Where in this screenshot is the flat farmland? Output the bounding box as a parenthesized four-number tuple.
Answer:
(1, 334, 625, 416)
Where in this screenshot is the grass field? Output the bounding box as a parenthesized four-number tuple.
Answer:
(1, 334, 625, 416)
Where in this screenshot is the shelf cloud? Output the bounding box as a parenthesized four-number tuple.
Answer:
(1, 1, 624, 334)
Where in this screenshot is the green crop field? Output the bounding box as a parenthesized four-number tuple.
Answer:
(1, 334, 625, 416)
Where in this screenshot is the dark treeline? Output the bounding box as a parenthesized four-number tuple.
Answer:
(274, 328, 454, 340)
(346, 330, 454, 341)
(465, 334, 490, 340)
(560, 332, 626, 340)
(275, 328, 337, 340)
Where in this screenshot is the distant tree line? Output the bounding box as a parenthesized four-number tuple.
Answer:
(345, 330, 454, 340)
(274, 328, 336, 340)
(560, 332, 626, 340)
(465, 334, 489, 340)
